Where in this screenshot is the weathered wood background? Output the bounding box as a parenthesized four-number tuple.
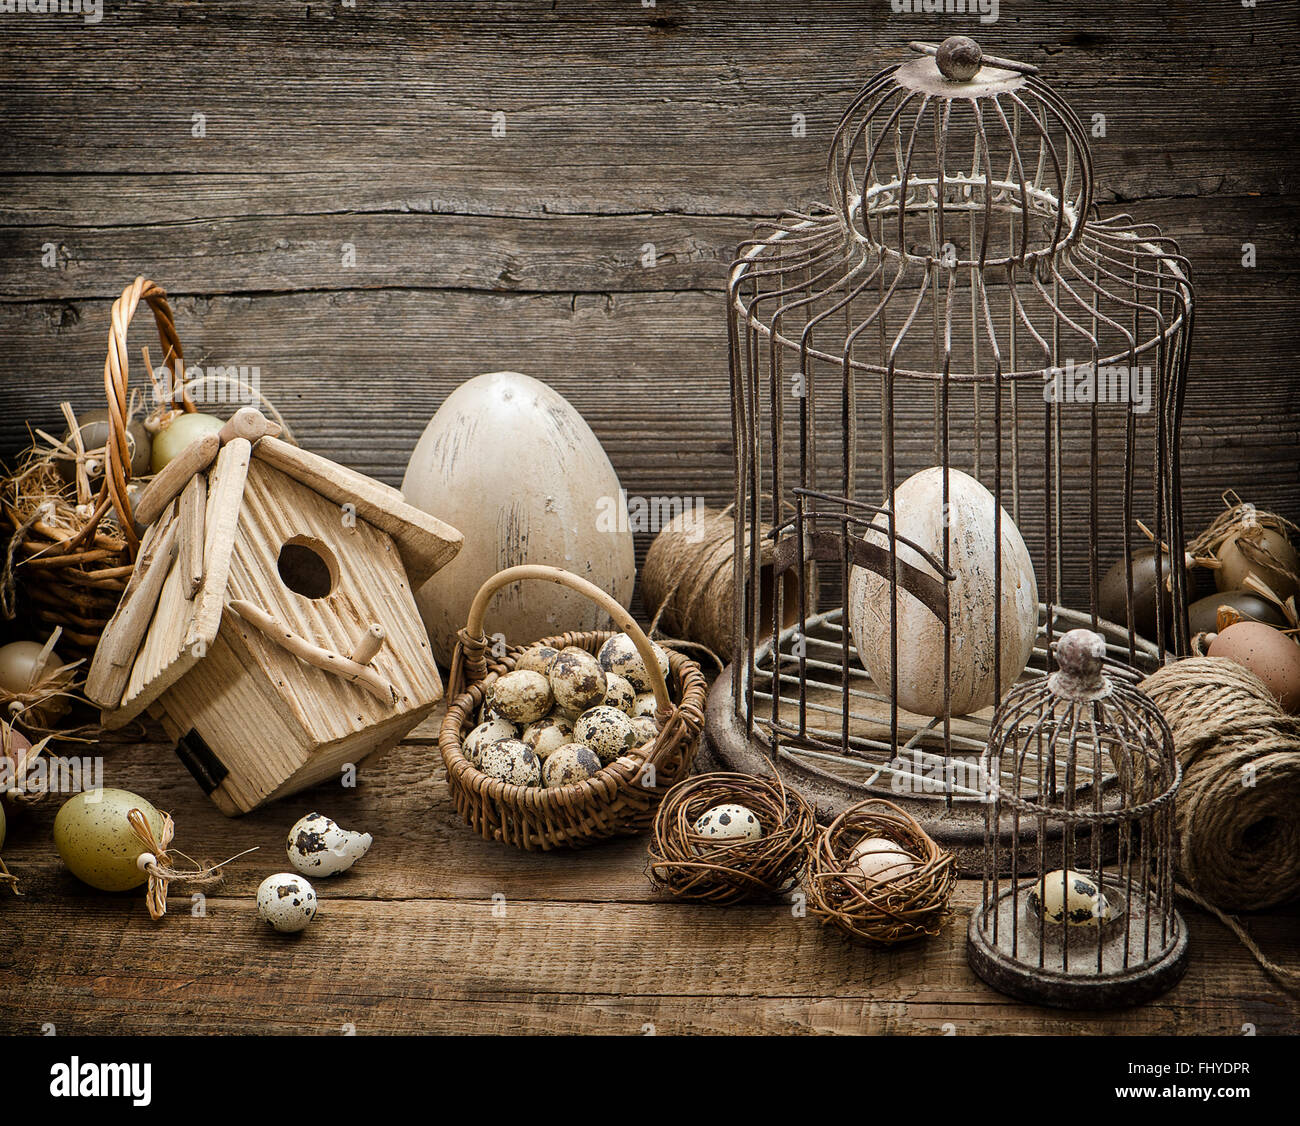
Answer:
(1, 3, 1299, 1037)
(1, 1, 1297, 592)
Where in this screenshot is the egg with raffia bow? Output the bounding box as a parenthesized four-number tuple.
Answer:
(848, 467, 1038, 717)
(403, 372, 635, 664)
(53, 788, 165, 892)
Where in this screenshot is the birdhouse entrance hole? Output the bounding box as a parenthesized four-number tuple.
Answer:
(277, 537, 337, 599)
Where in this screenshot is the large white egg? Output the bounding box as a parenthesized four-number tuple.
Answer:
(848, 467, 1038, 717)
(402, 372, 636, 664)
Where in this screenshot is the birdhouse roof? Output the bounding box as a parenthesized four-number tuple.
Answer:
(87, 433, 461, 724)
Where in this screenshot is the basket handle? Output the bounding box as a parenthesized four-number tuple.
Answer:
(100, 276, 194, 553)
(450, 564, 673, 715)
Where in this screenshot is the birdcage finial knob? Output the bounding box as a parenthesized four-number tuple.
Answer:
(1048, 629, 1111, 701)
(936, 36, 982, 81)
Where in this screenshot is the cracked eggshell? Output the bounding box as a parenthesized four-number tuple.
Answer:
(573, 705, 639, 765)
(542, 742, 603, 788)
(257, 872, 318, 933)
(848, 467, 1037, 717)
(286, 812, 372, 877)
(403, 371, 636, 665)
(597, 633, 670, 694)
(522, 714, 574, 759)
(477, 738, 542, 787)
(490, 669, 553, 725)
(549, 646, 607, 715)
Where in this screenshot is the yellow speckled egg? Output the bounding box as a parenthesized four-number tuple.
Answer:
(53, 788, 165, 892)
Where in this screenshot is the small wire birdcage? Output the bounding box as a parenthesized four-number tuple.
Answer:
(967, 628, 1187, 1007)
(706, 37, 1195, 869)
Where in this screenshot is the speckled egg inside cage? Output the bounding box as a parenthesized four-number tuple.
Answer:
(706, 38, 1195, 870)
(966, 628, 1187, 1008)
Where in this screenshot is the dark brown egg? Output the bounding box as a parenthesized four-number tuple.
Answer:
(1098, 550, 1183, 642)
(1208, 622, 1300, 713)
(1187, 590, 1287, 636)
(54, 410, 152, 485)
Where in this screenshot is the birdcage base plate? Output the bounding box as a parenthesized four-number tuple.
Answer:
(966, 890, 1189, 1009)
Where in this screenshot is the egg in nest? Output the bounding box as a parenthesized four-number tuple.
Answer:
(693, 803, 763, 843)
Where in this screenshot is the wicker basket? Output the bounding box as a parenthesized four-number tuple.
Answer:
(1, 277, 193, 652)
(440, 564, 707, 850)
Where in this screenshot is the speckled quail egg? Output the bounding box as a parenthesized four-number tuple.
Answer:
(849, 836, 918, 884)
(573, 705, 639, 765)
(286, 812, 372, 877)
(549, 646, 607, 715)
(598, 633, 669, 693)
(464, 716, 520, 766)
(521, 714, 574, 760)
(542, 743, 604, 788)
(490, 670, 553, 726)
(628, 715, 659, 746)
(477, 738, 542, 787)
(601, 673, 636, 715)
(516, 644, 560, 677)
(632, 692, 658, 719)
(1028, 869, 1112, 927)
(693, 803, 763, 843)
(256, 872, 318, 933)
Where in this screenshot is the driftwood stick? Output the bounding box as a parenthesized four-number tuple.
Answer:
(178, 472, 206, 600)
(226, 599, 395, 704)
(218, 406, 281, 446)
(134, 432, 220, 526)
(350, 623, 385, 666)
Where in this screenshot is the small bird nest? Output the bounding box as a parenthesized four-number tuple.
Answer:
(805, 798, 956, 945)
(646, 771, 816, 904)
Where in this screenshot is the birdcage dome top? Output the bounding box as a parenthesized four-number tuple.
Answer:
(828, 38, 1094, 269)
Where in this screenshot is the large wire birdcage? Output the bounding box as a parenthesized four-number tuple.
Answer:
(706, 38, 1195, 869)
(967, 628, 1187, 1007)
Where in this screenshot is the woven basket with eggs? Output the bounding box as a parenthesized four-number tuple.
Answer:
(441, 565, 707, 850)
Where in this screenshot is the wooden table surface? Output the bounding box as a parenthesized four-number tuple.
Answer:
(2, 705, 1296, 1036)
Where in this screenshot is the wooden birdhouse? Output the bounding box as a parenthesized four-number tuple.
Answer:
(87, 409, 463, 816)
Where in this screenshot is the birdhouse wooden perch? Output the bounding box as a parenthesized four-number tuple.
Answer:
(87, 409, 463, 816)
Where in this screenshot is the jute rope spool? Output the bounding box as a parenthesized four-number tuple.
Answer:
(1138, 656, 1300, 990)
(641, 504, 805, 664)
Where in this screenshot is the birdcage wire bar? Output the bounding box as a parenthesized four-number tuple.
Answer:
(707, 40, 1194, 871)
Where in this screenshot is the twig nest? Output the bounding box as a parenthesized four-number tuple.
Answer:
(647, 772, 816, 905)
(521, 714, 573, 759)
(602, 673, 636, 715)
(549, 646, 606, 714)
(573, 705, 638, 765)
(598, 633, 669, 693)
(286, 812, 372, 877)
(256, 872, 318, 933)
(542, 743, 603, 788)
(477, 737, 542, 786)
(805, 798, 956, 945)
(489, 669, 553, 725)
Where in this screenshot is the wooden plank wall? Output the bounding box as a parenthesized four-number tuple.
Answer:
(1, 2, 1297, 613)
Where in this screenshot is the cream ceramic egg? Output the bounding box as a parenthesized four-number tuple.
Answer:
(542, 743, 603, 788)
(549, 647, 607, 715)
(521, 714, 574, 759)
(403, 372, 636, 664)
(848, 467, 1038, 717)
(477, 738, 542, 787)
(597, 633, 669, 693)
(693, 803, 763, 842)
(1028, 869, 1111, 927)
(286, 813, 372, 877)
(464, 717, 520, 766)
(490, 669, 553, 726)
(602, 673, 636, 715)
(573, 705, 638, 765)
(849, 836, 918, 884)
(257, 872, 318, 933)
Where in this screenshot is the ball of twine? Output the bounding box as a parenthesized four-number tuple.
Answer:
(804, 797, 956, 945)
(1138, 657, 1300, 914)
(642, 504, 807, 665)
(646, 771, 816, 905)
